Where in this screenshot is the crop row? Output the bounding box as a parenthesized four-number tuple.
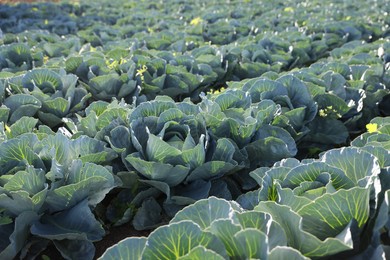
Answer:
(1, 0, 389, 104)
(100, 115, 390, 259)
(0, 43, 388, 257)
(0, 0, 389, 259)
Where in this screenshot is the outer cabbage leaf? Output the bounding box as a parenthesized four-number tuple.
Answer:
(255, 202, 353, 258)
(170, 196, 243, 229)
(2, 43, 32, 70)
(281, 161, 355, 190)
(5, 116, 38, 139)
(45, 161, 117, 211)
(320, 147, 381, 186)
(36, 133, 117, 168)
(22, 69, 63, 93)
(0, 189, 47, 216)
(142, 221, 228, 259)
(246, 125, 297, 167)
(235, 211, 287, 249)
(3, 94, 41, 124)
(53, 239, 96, 260)
(132, 197, 162, 230)
(98, 237, 147, 260)
(298, 187, 370, 240)
(30, 200, 105, 241)
(0, 167, 47, 215)
(0, 134, 43, 175)
(0, 211, 39, 260)
(86, 74, 138, 102)
(234, 228, 268, 259)
(269, 246, 310, 260)
(126, 154, 190, 187)
(300, 117, 349, 151)
(179, 245, 224, 260)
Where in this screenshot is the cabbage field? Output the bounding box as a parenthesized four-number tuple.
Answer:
(0, 0, 389, 259)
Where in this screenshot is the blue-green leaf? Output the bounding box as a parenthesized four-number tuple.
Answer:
(269, 246, 310, 260)
(209, 219, 245, 258)
(255, 202, 353, 257)
(98, 237, 147, 260)
(142, 221, 227, 259)
(3, 94, 41, 124)
(170, 197, 243, 229)
(179, 245, 224, 260)
(126, 155, 190, 187)
(0, 134, 42, 175)
(6, 117, 38, 138)
(212, 138, 236, 162)
(281, 161, 355, 190)
(53, 239, 95, 260)
(3, 166, 45, 195)
(0, 189, 47, 216)
(235, 228, 268, 259)
(186, 161, 238, 182)
(0, 211, 39, 260)
(235, 211, 287, 249)
(46, 162, 116, 211)
(320, 147, 381, 186)
(132, 197, 162, 230)
(298, 187, 370, 240)
(146, 133, 181, 163)
(22, 69, 63, 93)
(31, 200, 105, 241)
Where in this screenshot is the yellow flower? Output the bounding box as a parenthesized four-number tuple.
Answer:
(107, 60, 118, 70)
(366, 123, 379, 133)
(207, 87, 226, 95)
(319, 109, 327, 117)
(213, 87, 226, 94)
(136, 65, 148, 82)
(4, 124, 10, 133)
(190, 17, 203, 26)
(106, 58, 127, 71)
